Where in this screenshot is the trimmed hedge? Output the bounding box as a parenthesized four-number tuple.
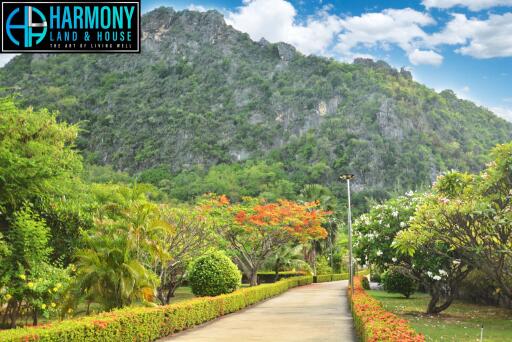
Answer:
(349, 276, 425, 342)
(0, 276, 313, 341)
(241, 271, 306, 284)
(315, 273, 350, 283)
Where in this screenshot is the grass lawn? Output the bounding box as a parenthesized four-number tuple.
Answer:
(169, 284, 249, 303)
(170, 286, 196, 303)
(368, 290, 512, 342)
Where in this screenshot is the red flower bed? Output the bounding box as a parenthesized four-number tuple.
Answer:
(349, 276, 425, 342)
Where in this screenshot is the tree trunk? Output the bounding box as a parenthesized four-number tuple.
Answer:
(32, 308, 38, 326)
(427, 291, 455, 314)
(9, 300, 20, 328)
(249, 270, 258, 286)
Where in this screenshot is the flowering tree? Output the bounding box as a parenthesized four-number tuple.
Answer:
(396, 143, 512, 307)
(353, 192, 418, 270)
(202, 195, 329, 286)
(392, 172, 475, 313)
(354, 190, 471, 314)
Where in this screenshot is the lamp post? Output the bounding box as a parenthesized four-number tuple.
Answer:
(340, 174, 355, 293)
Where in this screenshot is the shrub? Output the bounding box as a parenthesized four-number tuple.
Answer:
(331, 273, 349, 281)
(370, 272, 382, 283)
(316, 274, 332, 283)
(362, 276, 370, 290)
(316, 256, 333, 275)
(350, 276, 424, 342)
(188, 251, 241, 296)
(382, 268, 417, 299)
(0, 276, 313, 341)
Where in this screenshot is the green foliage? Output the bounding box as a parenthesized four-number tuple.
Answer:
(73, 235, 158, 310)
(382, 268, 417, 298)
(167, 161, 297, 202)
(188, 251, 241, 297)
(83, 164, 133, 184)
(0, 207, 70, 327)
(0, 98, 82, 211)
(316, 255, 333, 275)
(71, 183, 164, 310)
(0, 276, 313, 341)
(0, 97, 90, 262)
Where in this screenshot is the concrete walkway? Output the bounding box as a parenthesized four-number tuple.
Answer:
(161, 281, 355, 342)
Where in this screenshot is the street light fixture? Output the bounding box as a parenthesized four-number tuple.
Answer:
(340, 174, 355, 293)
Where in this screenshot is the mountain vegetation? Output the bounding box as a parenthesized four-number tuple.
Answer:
(0, 7, 510, 210)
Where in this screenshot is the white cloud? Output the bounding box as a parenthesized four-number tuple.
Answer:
(187, 4, 208, 12)
(226, 0, 342, 55)
(490, 106, 512, 122)
(409, 49, 443, 65)
(335, 8, 436, 64)
(457, 13, 512, 58)
(423, 0, 512, 11)
(225, 1, 512, 65)
(427, 13, 512, 59)
(0, 54, 17, 67)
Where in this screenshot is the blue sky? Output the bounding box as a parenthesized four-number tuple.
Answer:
(141, 0, 512, 121)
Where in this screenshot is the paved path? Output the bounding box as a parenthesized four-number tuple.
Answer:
(161, 281, 355, 342)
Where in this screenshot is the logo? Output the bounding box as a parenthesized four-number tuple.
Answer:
(6, 5, 47, 47)
(1, 1, 140, 52)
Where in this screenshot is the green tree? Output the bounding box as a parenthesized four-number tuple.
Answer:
(0, 207, 69, 327)
(152, 204, 213, 304)
(0, 97, 89, 262)
(74, 235, 158, 310)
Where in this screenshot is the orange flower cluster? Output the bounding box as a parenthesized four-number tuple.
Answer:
(350, 276, 425, 342)
(235, 199, 329, 242)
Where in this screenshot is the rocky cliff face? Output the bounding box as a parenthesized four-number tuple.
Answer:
(1, 7, 511, 194)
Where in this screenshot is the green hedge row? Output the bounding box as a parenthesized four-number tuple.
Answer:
(315, 273, 349, 283)
(0, 276, 313, 342)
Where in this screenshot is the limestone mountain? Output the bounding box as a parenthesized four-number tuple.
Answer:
(1, 7, 511, 200)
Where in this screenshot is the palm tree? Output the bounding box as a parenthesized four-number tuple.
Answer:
(74, 235, 158, 310)
(264, 245, 309, 281)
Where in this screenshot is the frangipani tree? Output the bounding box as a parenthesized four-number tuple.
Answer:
(353, 192, 419, 270)
(397, 143, 512, 305)
(354, 190, 471, 314)
(201, 195, 329, 286)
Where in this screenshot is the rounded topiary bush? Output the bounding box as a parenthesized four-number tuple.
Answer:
(188, 251, 241, 296)
(382, 267, 417, 298)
